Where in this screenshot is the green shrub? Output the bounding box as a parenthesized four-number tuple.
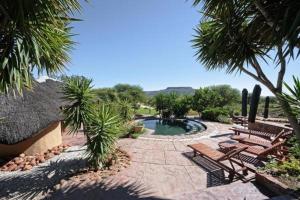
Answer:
(201, 108, 228, 121)
(287, 136, 300, 159)
(85, 105, 122, 169)
(217, 115, 232, 124)
(263, 157, 300, 177)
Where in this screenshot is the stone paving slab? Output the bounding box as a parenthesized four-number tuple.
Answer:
(111, 121, 274, 199)
(24, 121, 275, 199)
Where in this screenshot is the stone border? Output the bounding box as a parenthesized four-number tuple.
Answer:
(255, 173, 293, 196)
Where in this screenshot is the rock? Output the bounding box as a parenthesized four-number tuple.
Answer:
(48, 153, 54, 158)
(14, 158, 24, 165)
(18, 164, 25, 170)
(19, 153, 26, 158)
(37, 155, 45, 163)
(52, 147, 58, 152)
(54, 184, 61, 191)
(8, 164, 18, 171)
(26, 156, 34, 162)
(23, 165, 32, 171)
(60, 179, 67, 188)
(30, 160, 37, 166)
(1, 166, 8, 171)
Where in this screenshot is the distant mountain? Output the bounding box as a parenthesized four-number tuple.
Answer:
(145, 87, 195, 96)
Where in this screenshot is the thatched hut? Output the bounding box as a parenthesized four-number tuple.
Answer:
(0, 79, 65, 157)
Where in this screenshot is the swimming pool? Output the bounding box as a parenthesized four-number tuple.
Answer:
(142, 119, 206, 136)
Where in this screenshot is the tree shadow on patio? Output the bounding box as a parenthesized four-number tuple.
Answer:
(183, 152, 228, 188)
(0, 156, 166, 200)
(46, 179, 169, 200)
(0, 157, 87, 200)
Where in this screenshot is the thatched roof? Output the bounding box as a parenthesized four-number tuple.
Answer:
(0, 79, 65, 145)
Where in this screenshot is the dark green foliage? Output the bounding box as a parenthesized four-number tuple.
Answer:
(153, 92, 179, 118)
(93, 88, 120, 102)
(117, 100, 134, 122)
(192, 85, 240, 116)
(263, 96, 270, 119)
(287, 136, 300, 159)
(208, 85, 240, 107)
(192, 87, 220, 114)
(113, 84, 146, 104)
(62, 76, 95, 133)
(173, 96, 192, 118)
(248, 85, 261, 123)
(201, 108, 228, 121)
(0, 0, 82, 93)
(242, 89, 248, 117)
(85, 105, 121, 169)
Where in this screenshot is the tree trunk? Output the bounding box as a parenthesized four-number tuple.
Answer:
(276, 95, 300, 142)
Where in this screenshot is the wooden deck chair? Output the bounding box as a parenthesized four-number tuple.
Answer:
(218, 139, 286, 160)
(229, 127, 277, 139)
(232, 116, 248, 126)
(187, 143, 249, 182)
(230, 130, 292, 148)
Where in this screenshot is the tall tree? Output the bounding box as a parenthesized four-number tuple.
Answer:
(0, 0, 82, 93)
(113, 84, 146, 104)
(192, 0, 300, 141)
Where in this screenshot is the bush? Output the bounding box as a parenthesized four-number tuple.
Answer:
(201, 108, 228, 121)
(217, 115, 232, 124)
(263, 157, 300, 177)
(85, 105, 122, 169)
(287, 136, 300, 159)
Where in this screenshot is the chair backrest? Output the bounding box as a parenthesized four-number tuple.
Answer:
(259, 139, 286, 156)
(271, 130, 285, 144)
(271, 130, 293, 144)
(217, 146, 248, 161)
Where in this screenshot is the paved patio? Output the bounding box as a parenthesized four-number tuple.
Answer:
(49, 122, 274, 199)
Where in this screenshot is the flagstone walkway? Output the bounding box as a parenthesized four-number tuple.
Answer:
(49, 122, 274, 200)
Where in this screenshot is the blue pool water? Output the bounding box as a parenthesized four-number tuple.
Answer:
(142, 119, 206, 135)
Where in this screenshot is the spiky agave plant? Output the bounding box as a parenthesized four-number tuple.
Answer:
(85, 105, 122, 169)
(62, 76, 95, 134)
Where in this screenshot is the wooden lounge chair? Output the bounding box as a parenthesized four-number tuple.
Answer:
(230, 130, 292, 148)
(229, 127, 277, 139)
(232, 116, 248, 126)
(187, 143, 249, 182)
(218, 140, 286, 160)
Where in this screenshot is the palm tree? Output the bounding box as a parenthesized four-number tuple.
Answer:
(0, 0, 82, 93)
(192, 0, 300, 141)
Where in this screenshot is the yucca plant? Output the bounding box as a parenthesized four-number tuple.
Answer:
(62, 76, 95, 134)
(118, 100, 134, 122)
(192, 0, 300, 141)
(85, 105, 121, 169)
(0, 0, 83, 94)
(282, 76, 300, 116)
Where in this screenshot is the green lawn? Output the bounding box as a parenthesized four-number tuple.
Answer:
(136, 107, 157, 116)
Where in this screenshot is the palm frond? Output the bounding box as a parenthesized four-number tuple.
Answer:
(0, 0, 82, 93)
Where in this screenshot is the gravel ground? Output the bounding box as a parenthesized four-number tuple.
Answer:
(0, 146, 87, 200)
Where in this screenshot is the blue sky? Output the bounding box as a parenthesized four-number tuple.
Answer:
(54, 0, 299, 96)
